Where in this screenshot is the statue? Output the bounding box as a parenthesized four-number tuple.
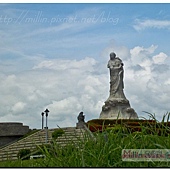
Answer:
(77, 112, 85, 123)
(76, 112, 86, 128)
(107, 52, 127, 101)
(100, 52, 138, 119)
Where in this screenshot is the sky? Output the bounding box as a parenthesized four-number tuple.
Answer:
(0, 3, 170, 129)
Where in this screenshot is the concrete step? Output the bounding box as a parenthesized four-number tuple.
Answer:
(0, 127, 87, 162)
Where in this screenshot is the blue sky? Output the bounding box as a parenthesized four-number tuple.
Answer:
(1, 3, 170, 129)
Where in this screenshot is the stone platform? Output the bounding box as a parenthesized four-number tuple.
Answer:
(100, 98, 138, 119)
(87, 119, 170, 136)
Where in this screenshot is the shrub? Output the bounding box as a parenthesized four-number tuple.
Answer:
(17, 149, 31, 160)
(52, 129, 65, 139)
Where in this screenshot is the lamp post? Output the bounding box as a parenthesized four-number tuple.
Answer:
(41, 112, 44, 129)
(44, 108, 49, 143)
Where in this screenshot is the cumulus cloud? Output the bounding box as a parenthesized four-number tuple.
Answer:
(125, 45, 170, 120)
(130, 45, 157, 66)
(0, 56, 108, 128)
(152, 52, 167, 64)
(0, 43, 170, 129)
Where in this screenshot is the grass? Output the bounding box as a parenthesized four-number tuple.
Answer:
(0, 112, 170, 167)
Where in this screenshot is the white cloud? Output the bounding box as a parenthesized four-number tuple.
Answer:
(33, 57, 96, 71)
(33, 60, 54, 69)
(165, 78, 170, 85)
(0, 56, 108, 128)
(120, 45, 170, 120)
(152, 52, 168, 64)
(46, 97, 82, 124)
(133, 19, 170, 31)
(11, 102, 27, 114)
(130, 45, 157, 66)
(1, 43, 170, 129)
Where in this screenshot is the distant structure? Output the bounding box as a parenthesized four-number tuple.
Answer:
(99, 52, 138, 119)
(0, 122, 30, 147)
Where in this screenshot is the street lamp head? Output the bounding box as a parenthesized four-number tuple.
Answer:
(44, 108, 49, 113)
(44, 108, 49, 117)
(41, 112, 44, 116)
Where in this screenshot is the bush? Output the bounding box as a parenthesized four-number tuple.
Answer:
(52, 129, 65, 139)
(17, 149, 31, 160)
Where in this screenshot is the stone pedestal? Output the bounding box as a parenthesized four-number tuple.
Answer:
(76, 122, 86, 129)
(100, 98, 138, 119)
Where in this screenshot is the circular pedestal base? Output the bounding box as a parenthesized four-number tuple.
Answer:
(87, 119, 170, 136)
(99, 99, 138, 119)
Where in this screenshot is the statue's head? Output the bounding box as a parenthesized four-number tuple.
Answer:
(110, 52, 116, 60)
(79, 112, 83, 115)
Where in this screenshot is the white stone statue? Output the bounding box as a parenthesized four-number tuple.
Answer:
(107, 52, 127, 101)
(100, 52, 138, 119)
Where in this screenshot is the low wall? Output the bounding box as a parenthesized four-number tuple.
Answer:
(0, 122, 30, 147)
